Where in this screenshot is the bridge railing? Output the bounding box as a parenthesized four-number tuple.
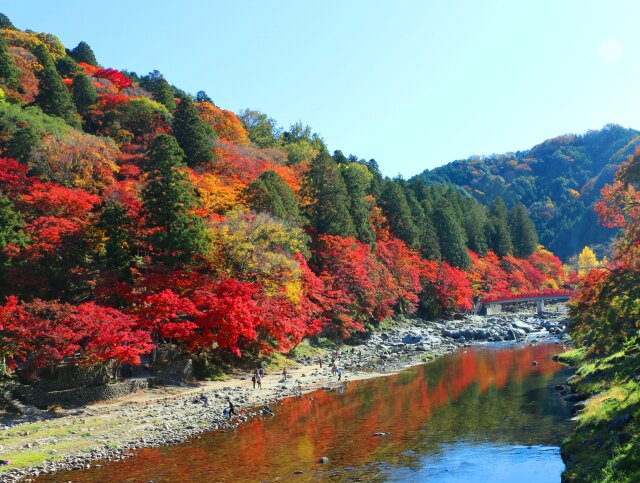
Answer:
(482, 289, 575, 304)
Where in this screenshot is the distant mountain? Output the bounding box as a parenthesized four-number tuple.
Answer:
(415, 124, 640, 259)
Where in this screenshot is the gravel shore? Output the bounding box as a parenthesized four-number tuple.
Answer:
(0, 308, 569, 482)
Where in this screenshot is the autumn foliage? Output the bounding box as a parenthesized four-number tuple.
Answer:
(0, 18, 569, 379)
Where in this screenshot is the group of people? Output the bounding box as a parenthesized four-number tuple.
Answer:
(251, 365, 265, 389)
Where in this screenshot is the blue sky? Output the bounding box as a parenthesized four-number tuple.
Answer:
(5, 1, 640, 176)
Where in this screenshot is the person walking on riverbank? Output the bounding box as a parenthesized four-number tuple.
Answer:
(282, 367, 288, 381)
(256, 374, 262, 389)
(331, 363, 338, 377)
(337, 368, 343, 381)
(226, 398, 236, 418)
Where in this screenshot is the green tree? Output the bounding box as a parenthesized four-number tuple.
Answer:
(5, 125, 38, 163)
(238, 109, 281, 147)
(508, 202, 538, 258)
(69, 41, 98, 66)
(141, 134, 209, 264)
(463, 201, 489, 255)
(433, 201, 471, 269)
(245, 170, 303, 224)
(0, 13, 16, 30)
(0, 33, 19, 88)
(0, 195, 27, 252)
(56, 55, 80, 77)
(487, 199, 513, 257)
(98, 199, 135, 278)
(33, 44, 79, 127)
(340, 160, 375, 245)
(380, 180, 421, 249)
(140, 70, 176, 111)
(172, 96, 214, 166)
(71, 73, 98, 114)
(302, 151, 356, 238)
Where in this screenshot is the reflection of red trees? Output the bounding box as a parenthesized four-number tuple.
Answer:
(55, 344, 566, 482)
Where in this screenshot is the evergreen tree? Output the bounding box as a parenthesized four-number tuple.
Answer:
(508, 202, 538, 257)
(5, 125, 38, 163)
(0, 33, 19, 88)
(56, 55, 80, 77)
(195, 90, 213, 104)
(99, 199, 135, 278)
(302, 151, 356, 238)
(0, 13, 15, 30)
(487, 199, 513, 256)
(140, 70, 176, 111)
(340, 161, 375, 245)
(463, 201, 489, 255)
(245, 170, 303, 224)
(141, 134, 209, 264)
(380, 180, 420, 249)
(33, 44, 79, 127)
(71, 73, 98, 114)
(420, 211, 441, 261)
(172, 96, 214, 166)
(433, 201, 471, 269)
(0, 195, 27, 251)
(69, 41, 98, 66)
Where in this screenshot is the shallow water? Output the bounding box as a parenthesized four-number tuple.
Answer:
(39, 341, 572, 482)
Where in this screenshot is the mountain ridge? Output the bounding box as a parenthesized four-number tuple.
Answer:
(415, 123, 640, 259)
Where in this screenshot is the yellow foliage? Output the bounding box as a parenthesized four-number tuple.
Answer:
(578, 246, 600, 275)
(568, 188, 580, 199)
(212, 208, 310, 301)
(2, 29, 66, 59)
(193, 172, 240, 215)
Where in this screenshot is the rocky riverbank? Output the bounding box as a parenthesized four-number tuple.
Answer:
(0, 309, 569, 482)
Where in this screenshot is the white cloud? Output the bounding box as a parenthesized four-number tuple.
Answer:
(597, 38, 623, 65)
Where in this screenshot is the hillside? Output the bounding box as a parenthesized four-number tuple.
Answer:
(0, 13, 567, 380)
(416, 124, 640, 259)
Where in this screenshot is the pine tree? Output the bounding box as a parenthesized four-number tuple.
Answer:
(487, 199, 513, 256)
(433, 200, 471, 269)
(463, 201, 489, 255)
(245, 170, 303, 224)
(302, 151, 356, 238)
(141, 134, 209, 264)
(0, 195, 27, 251)
(0, 33, 19, 88)
(340, 161, 375, 245)
(0, 13, 16, 30)
(5, 125, 38, 163)
(98, 199, 135, 278)
(33, 44, 79, 127)
(380, 180, 420, 249)
(69, 41, 98, 66)
(172, 96, 214, 166)
(71, 73, 98, 114)
(56, 55, 80, 77)
(140, 70, 176, 111)
(508, 202, 538, 258)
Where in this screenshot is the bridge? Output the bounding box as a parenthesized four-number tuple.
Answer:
(479, 290, 574, 315)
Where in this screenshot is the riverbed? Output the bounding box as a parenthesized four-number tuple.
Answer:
(37, 341, 572, 482)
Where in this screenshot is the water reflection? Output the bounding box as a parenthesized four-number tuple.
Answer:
(39, 342, 572, 482)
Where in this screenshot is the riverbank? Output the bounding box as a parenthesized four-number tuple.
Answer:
(0, 310, 568, 482)
(559, 337, 640, 482)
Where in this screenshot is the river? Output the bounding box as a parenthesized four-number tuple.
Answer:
(38, 341, 572, 482)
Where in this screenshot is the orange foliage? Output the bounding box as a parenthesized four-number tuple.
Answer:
(195, 102, 249, 144)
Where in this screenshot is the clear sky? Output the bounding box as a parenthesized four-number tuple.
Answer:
(5, 1, 640, 176)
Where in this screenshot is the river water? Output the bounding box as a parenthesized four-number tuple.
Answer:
(40, 341, 572, 482)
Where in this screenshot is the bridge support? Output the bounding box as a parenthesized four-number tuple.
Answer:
(536, 300, 544, 315)
(486, 304, 502, 315)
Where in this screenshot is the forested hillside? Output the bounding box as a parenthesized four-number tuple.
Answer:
(0, 14, 568, 378)
(416, 125, 640, 259)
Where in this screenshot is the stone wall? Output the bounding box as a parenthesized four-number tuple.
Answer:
(33, 364, 112, 392)
(12, 378, 149, 409)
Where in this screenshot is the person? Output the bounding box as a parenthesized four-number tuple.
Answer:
(337, 368, 343, 381)
(259, 366, 265, 378)
(318, 357, 323, 368)
(226, 398, 236, 418)
(331, 363, 338, 377)
(256, 374, 262, 389)
(252, 374, 257, 389)
(282, 367, 288, 381)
